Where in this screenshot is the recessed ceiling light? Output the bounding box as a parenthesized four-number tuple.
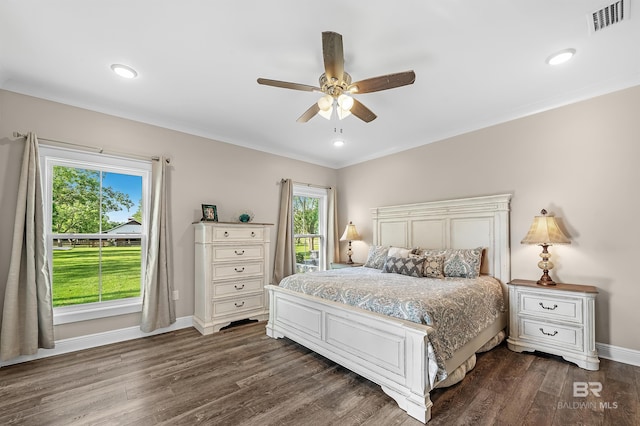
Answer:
(333, 140, 345, 147)
(546, 48, 576, 66)
(110, 64, 138, 79)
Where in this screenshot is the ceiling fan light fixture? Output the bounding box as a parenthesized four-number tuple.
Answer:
(318, 106, 333, 120)
(337, 107, 351, 120)
(110, 64, 138, 79)
(546, 48, 576, 66)
(337, 94, 354, 111)
(333, 140, 345, 147)
(317, 94, 333, 111)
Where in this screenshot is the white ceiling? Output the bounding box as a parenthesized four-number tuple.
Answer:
(1, 1, 638, 169)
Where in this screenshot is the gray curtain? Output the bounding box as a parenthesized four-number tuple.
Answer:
(1, 132, 55, 361)
(140, 156, 175, 332)
(327, 187, 340, 265)
(273, 179, 295, 284)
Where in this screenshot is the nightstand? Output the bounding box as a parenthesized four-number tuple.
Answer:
(330, 262, 364, 269)
(507, 279, 599, 370)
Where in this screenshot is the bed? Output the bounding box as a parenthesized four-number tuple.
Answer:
(265, 194, 511, 423)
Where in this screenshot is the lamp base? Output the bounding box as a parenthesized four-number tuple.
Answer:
(345, 241, 354, 264)
(536, 270, 556, 286)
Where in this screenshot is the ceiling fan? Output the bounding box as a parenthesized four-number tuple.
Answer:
(257, 31, 416, 123)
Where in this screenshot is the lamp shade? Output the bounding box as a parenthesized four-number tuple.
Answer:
(340, 221, 361, 241)
(521, 209, 570, 245)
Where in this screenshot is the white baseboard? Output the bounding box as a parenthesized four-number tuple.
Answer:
(0, 316, 193, 368)
(596, 341, 640, 367)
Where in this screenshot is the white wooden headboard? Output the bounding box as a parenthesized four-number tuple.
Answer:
(371, 194, 512, 284)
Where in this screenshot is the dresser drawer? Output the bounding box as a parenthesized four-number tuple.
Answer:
(213, 278, 264, 298)
(212, 227, 265, 242)
(213, 294, 264, 317)
(212, 245, 264, 262)
(519, 292, 583, 323)
(212, 261, 264, 280)
(519, 318, 583, 351)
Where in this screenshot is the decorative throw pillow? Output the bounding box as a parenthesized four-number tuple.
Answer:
(412, 248, 483, 278)
(410, 253, 445, 278)
(441, 247, 483, 278)
(422, 254, 445, 278)
(381, 256, 425, 278)
(364, 245, 389, 269)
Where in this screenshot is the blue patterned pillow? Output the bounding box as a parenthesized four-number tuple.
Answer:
(381, 256, 425, 278)
(442, 248, 483, 278)
(364, 245, 389, 269)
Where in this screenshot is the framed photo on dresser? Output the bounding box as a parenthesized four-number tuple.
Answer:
(201, 204, 218, 222)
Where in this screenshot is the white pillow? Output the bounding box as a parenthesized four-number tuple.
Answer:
(387, 246, 411, 258)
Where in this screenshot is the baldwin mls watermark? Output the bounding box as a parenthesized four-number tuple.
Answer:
(557, 382, 618, 410)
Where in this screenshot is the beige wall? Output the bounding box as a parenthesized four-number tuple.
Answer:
(0, 89, 336, 340)
(337, 85, 640, 351)
(1, 85, 639, 352)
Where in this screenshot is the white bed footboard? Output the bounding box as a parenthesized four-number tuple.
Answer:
(266, 284, 435, 424)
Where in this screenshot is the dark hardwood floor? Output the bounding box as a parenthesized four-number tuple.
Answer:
(0, 321, 638, 425)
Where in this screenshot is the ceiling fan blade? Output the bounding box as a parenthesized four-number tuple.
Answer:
(257, 78, 320, 92)
(322, 31, 344, 83)
(296, 103, 321, 123)
(350, 98, 377, 123)
(348, 71, 416, 94)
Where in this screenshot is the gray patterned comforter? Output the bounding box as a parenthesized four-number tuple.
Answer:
(278, 266, 506, 382)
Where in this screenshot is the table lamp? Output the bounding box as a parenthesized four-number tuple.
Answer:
(521, 209, 571, 286)
(340, 221, 361, 264)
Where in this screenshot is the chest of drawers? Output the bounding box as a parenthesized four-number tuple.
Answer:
(193, 222, 273, 334)
(507, 279, 599, 370)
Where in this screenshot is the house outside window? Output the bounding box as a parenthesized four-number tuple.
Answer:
(39, 146, 151, 324)
(293, 185, 328, 273)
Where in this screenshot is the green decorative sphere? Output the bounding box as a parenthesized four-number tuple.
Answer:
(239, 213, 251, 222)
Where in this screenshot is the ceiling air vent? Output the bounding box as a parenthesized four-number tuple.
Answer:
(589, 0, 629, 33)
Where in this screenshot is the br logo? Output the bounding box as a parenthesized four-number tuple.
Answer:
(573, 382, 602, 397)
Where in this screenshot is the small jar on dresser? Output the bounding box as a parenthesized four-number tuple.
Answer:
(507, 279, 599, 370)
(193, 221, 273, 335)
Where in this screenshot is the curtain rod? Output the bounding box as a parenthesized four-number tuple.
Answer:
(13, 131, 170, 163)
(281, 178, 331, 190)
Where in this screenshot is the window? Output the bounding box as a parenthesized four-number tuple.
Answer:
(40, 146, 151, 324)
(293, 185, 328, 273)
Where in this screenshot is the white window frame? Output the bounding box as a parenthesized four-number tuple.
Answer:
(39, 145, 151, 325)
(292, 184, 328, 271)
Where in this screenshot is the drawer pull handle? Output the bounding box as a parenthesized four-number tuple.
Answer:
(539, 302, 558, 311)
(234, 284, 245, 290)
(224, 231, 229, 237)
(251, 231, 256, 237)
(234, 267, 245, 273)
(235, 250, 245, 255)
(539, 328, 558, 337)
(235, 301, 245, 308)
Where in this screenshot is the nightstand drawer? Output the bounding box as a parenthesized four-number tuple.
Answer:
(520, 318, 582, 351)
(213, 278, 264, 298)
(213, 294, 264, 317)
(520, 292, 582, 323)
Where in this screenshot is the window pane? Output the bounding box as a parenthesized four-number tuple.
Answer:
(295, 236, 320, 273)
(52, 166, 101, 234)
(293, 196, 319, 235)
(102, 172, 143, 229)
(101, 238, 142, 301)
(52, 238, 100, 307)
